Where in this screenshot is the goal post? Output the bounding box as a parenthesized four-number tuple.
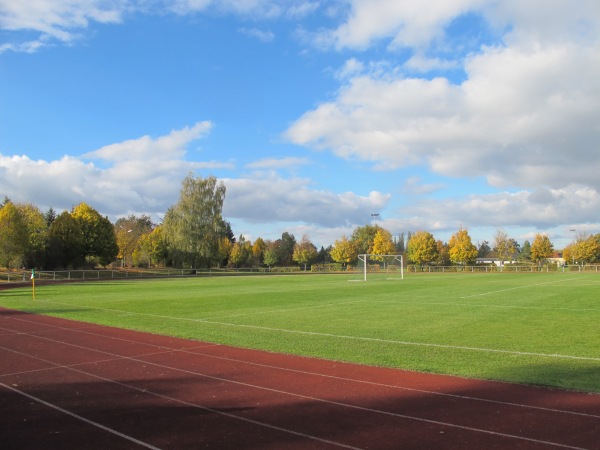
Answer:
(354, 254, 404, 281)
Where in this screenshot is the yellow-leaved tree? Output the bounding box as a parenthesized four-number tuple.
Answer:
(407, 230, 438, 265)
(330, 235, 358, 269)
(448, 227, 478, 265)
(530, 233, 554, 264)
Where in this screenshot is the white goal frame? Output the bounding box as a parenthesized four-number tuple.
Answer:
(356, 254, 404, 282)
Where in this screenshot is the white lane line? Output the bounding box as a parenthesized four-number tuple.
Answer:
(0, 381, 162, 450)
(1, 330, 591, 449)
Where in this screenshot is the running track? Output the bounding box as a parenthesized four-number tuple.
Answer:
(1, 307, 599, 449)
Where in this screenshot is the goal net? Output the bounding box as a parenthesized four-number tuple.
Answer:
(351, 254, 404, 282)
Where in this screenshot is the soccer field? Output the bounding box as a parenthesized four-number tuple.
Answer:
(2, 272, 599, 392)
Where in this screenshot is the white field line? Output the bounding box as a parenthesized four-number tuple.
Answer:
(16, 299, 600, 362)
(459, 276, 588, 298)
(3, 319, 600, 421)
(0, 332, 589, 449)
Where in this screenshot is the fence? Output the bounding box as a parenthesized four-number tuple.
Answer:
(405, 265, 600, 273)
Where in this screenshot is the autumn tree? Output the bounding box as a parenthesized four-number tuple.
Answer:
(330, 235, 358, 268)
(251, 237, 266, 265)
(17, 203, 48, 268)
(448, 227, 478, 265)
(407, 231, 438, 265)
(292, 235, 318, 270)
(530, 234, 554, 264)
(371, 229, 395, 257)
(136, 226, 168, 268)
(351, 225, 381, 254)
(435, 240, 451, 266)
(0, 201, 28, 268)
(493, 229, 516, 267)
(115, 215, 153, 268)
(163, 174, 227, 268)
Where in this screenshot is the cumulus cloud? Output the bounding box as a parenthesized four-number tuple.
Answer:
(408, 185, 600, 230)
(0, 122, 230, 218)
(0, 0, 126, 51)
(223, 174, 391, 227)
(286, 42, 600, 190)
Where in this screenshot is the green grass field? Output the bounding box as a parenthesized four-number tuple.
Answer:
(2, 272, 599, 392)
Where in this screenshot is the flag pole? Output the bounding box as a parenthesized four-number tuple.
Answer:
(31, 269, 35, 300)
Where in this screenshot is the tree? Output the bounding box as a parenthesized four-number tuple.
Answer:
(448, 227, 478, 265)
(407, 231, 438, 265)
(71, 202, 118, 266)
(351, 225, 381, 254)
(395, 232, 405, 253)
(115, 215, 154, 268)
(163, 174, 227, 268)
(371, 229, 395, 257)
(47, 211, 85, 269)
(330, 235, 358, 268)
(493, 229, 516, 266)
(136, 226, 168, 268)
(251, 237, 266, 265)
(477, 240, 491, 258)
(435, 240, 451, 266)
(0, 201, 28, 268)
(229, 240, 251, 268)
(275, 232, 296, 266)
(17, 203, 48, 269)
(292, 235, 318, 270)
(263, 244, 278, 269)
(530, 234, 554, 264)
(520, 240, 532, 262)
(565, 233, 600, 264)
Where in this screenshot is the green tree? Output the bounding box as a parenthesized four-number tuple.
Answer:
(263, 244, 278, 269)
(292, 235, 318, 270)
(530, 234, 554, 264)
(448, 227, 478, 265)
(275, 232, 296, 266)
(520, 240, 532, 262)
(71, 202, 118, 266)
(47, 211, 85, 269)
(163, 174, 227, 268)
(351, 225, 381, 254)
(0, 201, 28, 268)
(330, 235, 358, 268)
(407, 231, 438, 265)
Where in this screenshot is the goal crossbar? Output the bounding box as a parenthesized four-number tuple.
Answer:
(357, 254, 404, 282)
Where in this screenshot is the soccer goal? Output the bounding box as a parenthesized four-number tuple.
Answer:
(352, 254, 404, 282)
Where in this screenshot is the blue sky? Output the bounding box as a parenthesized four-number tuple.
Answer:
(1, 1, 599, 250)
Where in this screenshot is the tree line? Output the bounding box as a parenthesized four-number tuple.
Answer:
(2, 174, 600, 271)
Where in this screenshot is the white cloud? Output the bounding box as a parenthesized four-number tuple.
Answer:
(0, 122, 231, 218)
(223, 173, 391, 227)
(238, 27, 275, 43)
(245, 157, 311, 170)
(287, 41, 600, 190)
(0, 0, 126, 51)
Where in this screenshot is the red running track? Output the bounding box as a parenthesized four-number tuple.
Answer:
(1, 307, 599, 449)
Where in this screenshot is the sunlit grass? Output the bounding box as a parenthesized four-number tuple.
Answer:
(2, 272, 599, 392)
